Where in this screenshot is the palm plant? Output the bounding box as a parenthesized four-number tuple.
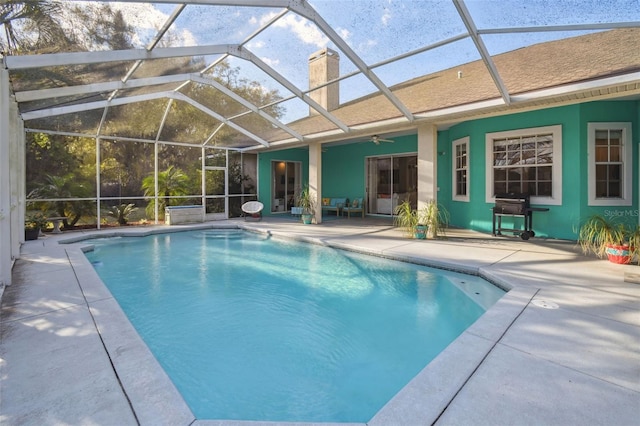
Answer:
(295, 185, 315, 224)
(394, 199, 450, 239)
(418, 200, 450, 239)
(142, 166, 190, 220)
(1, 1, 65, 53)
(108, 203, 137, 225)
(295, 185, 315, 215)
(393, 200, 418, 238)
(27, 174, 94, 228)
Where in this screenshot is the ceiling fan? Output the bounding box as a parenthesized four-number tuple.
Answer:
(369, 134, 394, 145)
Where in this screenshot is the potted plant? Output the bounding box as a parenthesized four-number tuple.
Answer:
(24, 212, 49, 240)
(418, 200, 450, 239)
(296, 185, 316, 224)
(394, 200, 419, 238)
(578, 215, 638, 264)
(625, 225, 640, 265)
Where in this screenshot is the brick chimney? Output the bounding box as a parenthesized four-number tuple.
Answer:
(308, 47, 339, 116)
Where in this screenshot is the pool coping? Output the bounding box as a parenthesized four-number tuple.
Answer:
(6, 218, 639, 425)
(56, 223, 535, 425)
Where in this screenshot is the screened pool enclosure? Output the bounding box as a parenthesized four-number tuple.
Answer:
(1, 1, 639, 286)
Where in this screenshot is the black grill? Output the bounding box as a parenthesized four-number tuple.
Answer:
(493, 193, 530, 215)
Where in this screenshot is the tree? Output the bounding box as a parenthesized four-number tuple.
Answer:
(142, 166, 190, 219)
(228, 159, 255, 195)
(100, 140, 154, 198)
(15, 2, 284, 226)
(26, 133, 95, 194)
(27, 174, 95, 228)
(1, 0, 66, 53)
(66, 4, 133, 51)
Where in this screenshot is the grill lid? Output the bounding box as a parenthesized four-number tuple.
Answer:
(494, 193, 530, 214)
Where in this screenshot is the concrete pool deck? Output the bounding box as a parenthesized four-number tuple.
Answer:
(1, 217, 638, 425)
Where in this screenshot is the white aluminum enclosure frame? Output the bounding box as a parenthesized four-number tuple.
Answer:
(1, 0, 639, 287)
(6, 0, 638, 151)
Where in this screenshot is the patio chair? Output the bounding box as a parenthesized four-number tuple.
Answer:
(342, 197, 364, 218)
(241, 201, 264, 221)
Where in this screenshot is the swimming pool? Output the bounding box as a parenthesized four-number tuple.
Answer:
(84, 229, 505, 422)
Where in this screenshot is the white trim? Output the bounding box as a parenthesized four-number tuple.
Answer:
(452, 136, 470, 202)
(587, 122, 633, 206)
(485, 125, 562, 205)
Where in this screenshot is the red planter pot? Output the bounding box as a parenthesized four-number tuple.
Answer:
(605, 244, 633, 264)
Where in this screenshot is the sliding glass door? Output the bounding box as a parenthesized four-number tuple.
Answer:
(366, 154, 417, 215)
(272, 161, 301, 213)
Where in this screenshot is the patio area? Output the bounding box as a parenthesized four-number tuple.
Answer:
(1, 217, 638, 425)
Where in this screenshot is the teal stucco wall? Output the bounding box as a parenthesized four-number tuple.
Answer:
(322, 134, 417, 201)
(439, 100, 639, 240)
(257, 148, 308, 215)
(258, 100, 638, 239)
(257, 135, 417, 216)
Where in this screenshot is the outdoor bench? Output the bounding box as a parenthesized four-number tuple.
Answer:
(321, 197, 346, 216)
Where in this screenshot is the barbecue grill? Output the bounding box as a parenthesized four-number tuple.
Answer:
(492, 193, 547, 240)
(494, 193, 530, 215)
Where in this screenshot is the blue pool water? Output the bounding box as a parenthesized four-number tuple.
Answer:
(84, 230, 504, 422)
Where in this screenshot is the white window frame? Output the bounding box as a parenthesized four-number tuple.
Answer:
(452, 136, 470, 202)
(588, 122, 633, 206)
(485, 125, 562, 205)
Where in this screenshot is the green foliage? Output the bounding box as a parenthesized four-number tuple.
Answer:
(394, 200, 450, 239)
(70, 5, 133, 50)
(107, 203, 137, 225)
(14, 2, 279, 228)
(27, 174, 95, 228)
(295, 185, 316, 216)
(228, 160, 255, 194)
(1, 0, 66, 53)
(26, 134, 92, 194)
(393, 200, 418, 238)
(142, 166, 190, 219)
(418, 200, 450, 238)
(578, 215, 639, 263)
(100, 139, 154, 198)
(24, 211, 48, 230)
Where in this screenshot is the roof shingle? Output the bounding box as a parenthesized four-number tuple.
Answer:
(263, 28, 640, 145)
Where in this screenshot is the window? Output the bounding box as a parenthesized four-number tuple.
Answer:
(485, 125, 562, 205)
(452, 137, 469, 202)
(588, 122, 632, 206)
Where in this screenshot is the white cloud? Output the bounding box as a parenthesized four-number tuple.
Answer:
(355, 38, 378, 54)
(177, 29, 198, 47)
(337, 28, 351, 41)
(360, 39, 378, 50)
(247, 40, 265, 49)
(261, 57, 280, 67)
(381, 7, 392, 27)
(258, 11, 280, 26)
(269, 14, 328, 48)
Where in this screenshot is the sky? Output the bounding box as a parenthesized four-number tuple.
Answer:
(62, 1, 640, 123)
